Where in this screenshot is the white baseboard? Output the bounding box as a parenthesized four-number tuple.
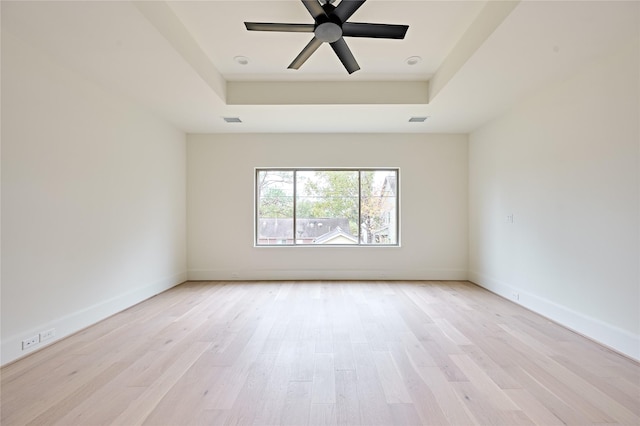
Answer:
(11, 270, 633, 364)
(0, 272, 187, 366)
(468, 270, 640, 362)
(187, 268, 469, 282)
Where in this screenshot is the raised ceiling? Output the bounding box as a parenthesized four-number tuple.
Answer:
(2, 1, 638, 133)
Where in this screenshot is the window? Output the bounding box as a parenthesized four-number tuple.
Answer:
(256, 169, 399, 246)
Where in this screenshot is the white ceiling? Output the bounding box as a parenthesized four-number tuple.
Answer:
(2, 1, 639, 134)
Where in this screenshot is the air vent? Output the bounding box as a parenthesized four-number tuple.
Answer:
(223, 117, 242, 123)
(408, 116, 428, 123)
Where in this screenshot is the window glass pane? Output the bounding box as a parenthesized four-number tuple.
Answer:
(256, 170, 294, 245)
(296, 170, 359, 245)
(255, 168, 399, 246)
(360, 170, 398, 245)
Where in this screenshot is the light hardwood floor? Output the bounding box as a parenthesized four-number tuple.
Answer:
(1, 281, 639, 425)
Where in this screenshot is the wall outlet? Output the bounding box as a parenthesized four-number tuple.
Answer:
(22, 335, 40, 350)
(231, 272, 239, 279)
(511, 292, 520, 301)
(40, 328, 56, 342)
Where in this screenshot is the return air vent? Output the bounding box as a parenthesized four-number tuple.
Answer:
(223, 117, 242, 123)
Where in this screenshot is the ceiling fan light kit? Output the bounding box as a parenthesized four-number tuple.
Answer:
(244, 0, 409, 74)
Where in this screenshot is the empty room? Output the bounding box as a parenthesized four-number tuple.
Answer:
(1, 0, 639, 425)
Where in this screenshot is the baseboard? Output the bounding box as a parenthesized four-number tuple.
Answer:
(468, 270, 640, 362)
(0, 272, 187, 366)
(187, 268, 469, 282)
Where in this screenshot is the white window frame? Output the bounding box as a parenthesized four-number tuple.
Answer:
(255, 168, 400, 247)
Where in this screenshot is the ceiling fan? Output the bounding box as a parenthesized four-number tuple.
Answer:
(244, 0, 409, 74)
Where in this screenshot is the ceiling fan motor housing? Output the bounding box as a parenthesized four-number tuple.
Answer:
(314, 3, 343, 42)
(315, 22, 342, 42)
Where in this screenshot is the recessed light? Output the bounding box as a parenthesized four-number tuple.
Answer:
(406, 56, 421, 66)
(409, 116, 428, 123)
(234, 56, 249, 65)
(223, 117, 242, 123)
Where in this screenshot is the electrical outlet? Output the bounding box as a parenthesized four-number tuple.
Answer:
(231, 272, 239, 279)
(22, 335, 40, 350)
(511, 292, 520, 301)
(40, 328, 56, 342)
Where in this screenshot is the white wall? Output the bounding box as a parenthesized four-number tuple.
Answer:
(188, 133, 468, 281)
(469, 39, 639, 360)
(1, 32, 187, 365)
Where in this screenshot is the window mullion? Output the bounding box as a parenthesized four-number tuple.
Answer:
(293, 170, 297, 245)
(358, 170, 362, 245)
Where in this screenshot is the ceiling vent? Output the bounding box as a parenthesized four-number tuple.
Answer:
(408, 116, 428, 123)
(223, 117, 242, 123)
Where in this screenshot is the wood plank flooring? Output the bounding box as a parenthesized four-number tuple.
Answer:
(1, 281, 639, 425)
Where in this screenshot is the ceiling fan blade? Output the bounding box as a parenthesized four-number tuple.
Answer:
(333, 0, 366, 23)
(288, 37, 323, 69)
(330, 37, 360, 74)
(302, 0, 327, 20)
(342, 22, 408, 39)
(245, 22, 315, 32)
